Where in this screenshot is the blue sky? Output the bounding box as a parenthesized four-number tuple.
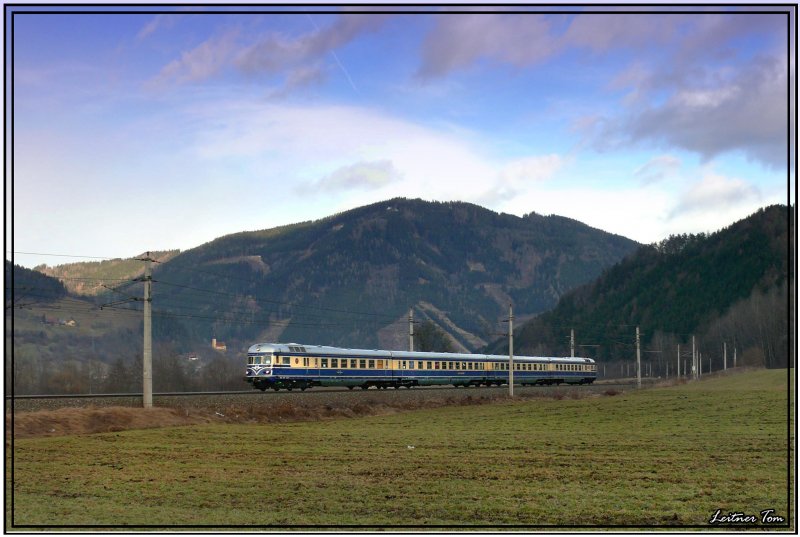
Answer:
(7, 5, 794, 269)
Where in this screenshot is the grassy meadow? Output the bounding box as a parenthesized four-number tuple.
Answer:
(7, 369, 793, 529)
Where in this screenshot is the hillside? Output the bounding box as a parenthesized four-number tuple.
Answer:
(6, 261, 67, 308)
(494, 205, 791, 370)
(6, 262, 144, 394)
(35, 250, 179, 295)
(133, 198, 640, 352)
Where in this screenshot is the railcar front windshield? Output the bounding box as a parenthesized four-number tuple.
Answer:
(248, 353, 273, 365)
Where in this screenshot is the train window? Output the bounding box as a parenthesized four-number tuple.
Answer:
(320, 358, 328, 368)
(359, 359, 366, 369)
(377, 360, 384, 369)
(454, 362, 460, 370)
(408, 361, 414, 370)
(283, 357, 291, 365)
(426, 361, 432, 369)
(434, 362, 440, 370)
(368, 360, 375, 369)
(331, 358, 338, 368)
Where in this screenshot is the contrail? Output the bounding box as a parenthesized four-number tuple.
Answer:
(306, 13, 361, 96)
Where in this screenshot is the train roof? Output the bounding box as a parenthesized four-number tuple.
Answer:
(247, 343, 594, 364)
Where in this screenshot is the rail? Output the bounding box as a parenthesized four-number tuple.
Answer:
(6, 382, 640, 400)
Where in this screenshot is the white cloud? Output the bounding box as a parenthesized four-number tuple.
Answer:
(417, 14, 557, 79)
(179, 99, 569, 218)
(312, 160, 402, 192)
(149, 14, 388, 95)
(418, 13, 789, 170)
(151, 29, 240, 86)
(670, 168, 761, 219)
(137, 14, 181, 41)
(621, 55, 788, 168)
(633, 155, 682, 185)
(497, 185, 670, 244)
(480, 155, 563, 203)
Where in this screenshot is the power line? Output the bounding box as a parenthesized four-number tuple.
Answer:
(9, 251, 121, 261)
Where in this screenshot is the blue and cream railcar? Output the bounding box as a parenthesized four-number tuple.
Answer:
(245, 343, 597, 391)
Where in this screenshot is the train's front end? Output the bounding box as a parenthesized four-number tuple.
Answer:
(245, 343, 276, 391)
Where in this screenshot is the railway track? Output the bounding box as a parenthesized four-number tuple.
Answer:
(7, 382, 639, 400)
(7, 382, 640, 413)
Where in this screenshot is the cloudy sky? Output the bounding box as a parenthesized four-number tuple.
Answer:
(7, 5, 794, 269)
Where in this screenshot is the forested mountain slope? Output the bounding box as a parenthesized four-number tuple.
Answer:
(493, 205, 791, 369)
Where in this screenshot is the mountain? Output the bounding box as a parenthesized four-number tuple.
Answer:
(124, 198, 640, 353)
(492, 204, 792, 369)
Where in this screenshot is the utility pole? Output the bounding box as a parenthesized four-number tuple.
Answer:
(692, 335, 697, 380)
(636, 326, 641, 389)
(677, 344, 681, 378)
(724, 341, 727, 371)
(143, 252, 153, 409)
(408, 308, 414, 352)
(570, 329, 575, 358)
(734, 345, 737, 368)
(508, 305, 514, 398)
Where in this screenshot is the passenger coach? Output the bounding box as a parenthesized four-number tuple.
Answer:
(245, 343, 597, 391)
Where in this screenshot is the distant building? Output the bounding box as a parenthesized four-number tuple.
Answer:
(42, 316, 77, 327)
(211, 338, 227, 352)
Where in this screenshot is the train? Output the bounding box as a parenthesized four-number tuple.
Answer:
(244, 342, 597, 391)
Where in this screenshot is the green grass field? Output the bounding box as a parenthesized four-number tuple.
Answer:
(7, 369, 793, 529)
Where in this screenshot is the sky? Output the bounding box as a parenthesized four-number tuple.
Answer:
(6, 5, 795, 269)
